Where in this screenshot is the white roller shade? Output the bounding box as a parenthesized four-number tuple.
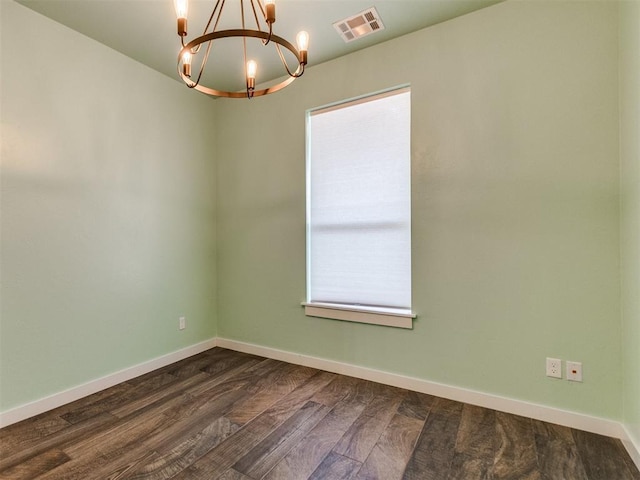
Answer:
(307, 88, 411, 310)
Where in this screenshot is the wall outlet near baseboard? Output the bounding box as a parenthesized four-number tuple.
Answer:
(546, 357, 562, 378)
(179, 316, 186, 330)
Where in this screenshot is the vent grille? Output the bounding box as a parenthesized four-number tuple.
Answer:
(333, 7, 385, 43)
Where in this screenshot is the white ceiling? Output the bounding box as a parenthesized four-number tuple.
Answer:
(16, 0, 503, 94)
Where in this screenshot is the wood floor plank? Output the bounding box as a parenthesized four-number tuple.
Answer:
(52, 371, 179, 431)
(141, 388, 247, 456)
(573, 429, 638, 480)
(225, 364, 319, 425)
(58, 383, 136, 425)
(107, 451, 160, 480)
(455, 404, 496, 458)
(490, 412, 541, 480)
(128, 348, 237, 384)
(0, 415, 71, 459)
(111, 372, 211, 418)
(309, 451, 362, 480)
(0, 412, 116, 474)
(40, 446, 157, 480)
(531, 419, 588, 480)
(262, 398, 367, 480)
(174, 370, 338, 480)
(446, 404, 496, 480)
(447, 455, 490, 480)
(233, 370, 336, 429)
(310, 375, 362, 407)
(0, 376, 162, 457)
(63, 393, 194, 458)
(123, 371, 180, 393)
(333, 391, 404, 463)
(241, 359, 291, 389)
(232, 401, 330, 479)
(245, 362, 316, 396)
(532, 419, 573, 442)
(117, 417, 240, 479)
(397, 390, 436, 421)
(60, 390, 247, 478)
(0, 448, 70, 480)
(402, 398, 463, 480)
(355, 412, 424, 480)
(166, 348, 249, 379)
(50, 372, 172, 426)
(170, 415, 277, 480)
(216, 468, 254, 480)
(35, 411, 178, 480)
(339, 378, 390, 406)
(184, 357, 264, 398)
(40, 387, 248, 480)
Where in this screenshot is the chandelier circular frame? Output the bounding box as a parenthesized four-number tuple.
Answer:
(178, 29, 303, 98)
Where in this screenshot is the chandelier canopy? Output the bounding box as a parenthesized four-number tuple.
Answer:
(174, 0, 309, 99)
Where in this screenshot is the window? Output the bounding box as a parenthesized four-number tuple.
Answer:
(305, 87, 414, 328)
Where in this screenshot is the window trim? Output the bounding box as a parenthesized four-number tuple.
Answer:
(302, 302, 415, 329)
(304, 85, 416, 329)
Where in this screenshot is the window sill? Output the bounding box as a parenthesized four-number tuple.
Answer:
(302, 302, 415, 329)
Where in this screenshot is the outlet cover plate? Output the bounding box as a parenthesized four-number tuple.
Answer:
(566, 361, 583, 382)
(179, 316, 186, 330)
(546, 357, 562, 378)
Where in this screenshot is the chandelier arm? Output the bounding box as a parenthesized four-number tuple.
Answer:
(256, 0, 266, 19)
(205, 0, 224, 34)
(265, 22, 273, 46)
(275, 43, 304, 78)
(241, 0, 253, 98)
(249, 0, 272, 45)
(243, 35, 252, 97)
(249, 0, 261, 30)
(189, 0, 223, 54)
(192, 39, 215, 88)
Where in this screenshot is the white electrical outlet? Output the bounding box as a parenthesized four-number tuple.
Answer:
(546, 357, 562, 378)
(179, 316, 186, 330)
(566, 361, 583, 382)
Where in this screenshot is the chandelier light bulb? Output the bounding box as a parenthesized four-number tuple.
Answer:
(174, 0, 188, 19)
(297, 31, 309, 64)
(265, 0, 276, 24)
(297, 31, 309, 52)
(175, 0, 188, 36)
(247, 60, 258, 80)
(182, 51, 192, 77)
(246, 60, 257, 95)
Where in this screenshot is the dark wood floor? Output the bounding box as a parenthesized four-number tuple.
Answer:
(1, 348, 638, 480)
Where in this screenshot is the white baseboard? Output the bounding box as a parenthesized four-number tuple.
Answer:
(0, 338, 218, 428)
(622, 425, 640, 471)
(216, 337, 627, 441)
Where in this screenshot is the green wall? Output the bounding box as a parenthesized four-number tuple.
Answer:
(620, 0, 640, 448)
(0, 1, 218, 411)
(216, 0, 623, 420)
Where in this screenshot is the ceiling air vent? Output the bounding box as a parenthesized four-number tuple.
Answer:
(333, 7, 385, 43)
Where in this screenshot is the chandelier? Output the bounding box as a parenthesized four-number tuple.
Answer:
(174, 0, 309, 99)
